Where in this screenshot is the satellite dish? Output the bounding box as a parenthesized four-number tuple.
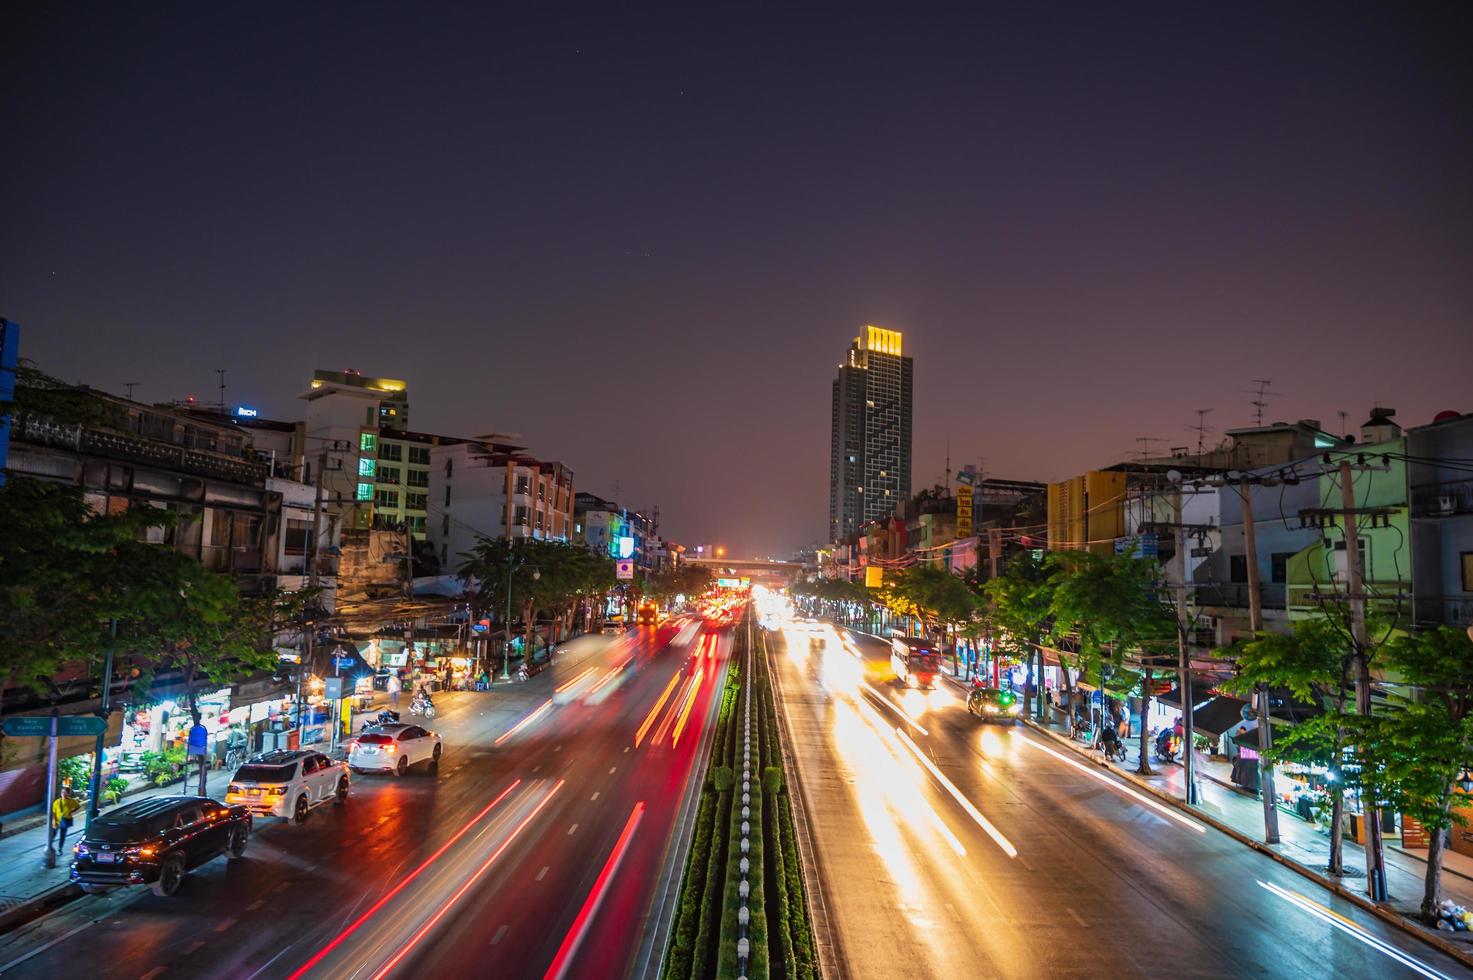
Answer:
(1166, 469, 1182, 485)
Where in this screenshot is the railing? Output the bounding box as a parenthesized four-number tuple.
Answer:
(1414, 595, 1473, 628)
(1192, 582, 1287, 610)
(1410, 478, 1473, 518)
(18, 412, 269, 487)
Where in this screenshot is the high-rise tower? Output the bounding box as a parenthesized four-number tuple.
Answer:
(829, 326, 913, 541)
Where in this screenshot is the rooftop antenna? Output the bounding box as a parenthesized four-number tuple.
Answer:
(1244, 378, 1281, 427)
(122, 381, 140, 400)
(1134, 436, 1165, 462)
(1337, 410, 1349, 438)
(215, 368, 227, 411)
(1185, 408, 1216, 457)
(944, 437, 951, 493)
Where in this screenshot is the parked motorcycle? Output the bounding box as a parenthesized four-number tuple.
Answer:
(1154, 730, 1179, 764)
(361, 709, 400, 731)
(409, 696, 436, 719)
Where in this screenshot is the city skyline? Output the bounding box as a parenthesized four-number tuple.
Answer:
(5, 5, 1472, 558)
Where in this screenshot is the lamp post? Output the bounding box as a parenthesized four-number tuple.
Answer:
(500, 545, 540, 681)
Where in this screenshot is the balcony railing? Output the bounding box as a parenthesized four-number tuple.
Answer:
(1193, 582, 1287, 610)
(1414, 595, 1473, 628)
(17, 413, 269, 487)
(1411, 478, 1473, 518)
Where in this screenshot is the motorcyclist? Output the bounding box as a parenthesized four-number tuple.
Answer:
(1100, 719, 1121, 758)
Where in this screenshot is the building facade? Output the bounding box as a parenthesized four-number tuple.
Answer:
(829, 325, 913, 542)
(427, 441, 575, 569)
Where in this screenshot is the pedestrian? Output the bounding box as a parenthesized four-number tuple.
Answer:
(387, 672, 401, 708)
(53, 786, 82, 853)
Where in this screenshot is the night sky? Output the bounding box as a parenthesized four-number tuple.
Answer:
(5, 4, 1471, 557)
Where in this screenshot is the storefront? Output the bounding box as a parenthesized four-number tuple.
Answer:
(116, 687, 233, 773)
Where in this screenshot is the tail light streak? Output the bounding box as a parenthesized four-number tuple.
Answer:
(370, 780, 566, 980)
(634, 670, 683, 747)
(495, 699, 554, 746)
(895, 728, 1018, 858)
(555, 665, 599, 694)
(287, 779, 523, 979)
(669, 668, 705, 748)
(543, 802, 646, 980)
(585, 658, 630, 697)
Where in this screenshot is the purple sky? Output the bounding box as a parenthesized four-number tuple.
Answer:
(5, 5, 1471, 557)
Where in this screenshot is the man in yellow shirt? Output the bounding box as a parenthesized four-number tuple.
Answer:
(52, 786, 83, 852)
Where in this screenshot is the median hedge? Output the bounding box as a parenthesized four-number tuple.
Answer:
(664, 612, 817, 980)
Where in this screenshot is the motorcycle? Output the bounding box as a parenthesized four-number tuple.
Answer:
(1154, 731, 1179, 764)
(361, 709, 400, 731)
(410, 696, 436, 719)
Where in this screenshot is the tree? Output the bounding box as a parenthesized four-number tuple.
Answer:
(881, 565, 979, 674)
(1367, 627, 1473, 920)
(1223, 615, 1354, 874)
(1049, 550, 1175, 774)
(0, 477, 170, 693)
(981, 551, 1060, 719)
(459, 538, 617, 662)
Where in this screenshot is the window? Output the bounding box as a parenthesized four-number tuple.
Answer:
(379, 443, 403, 462)
(406, 516, 425, 533)
(375, 489, 399, 508)
(285, 519, 310, 555)
(441, 544, 448, 565)
(1229, 555, 1247, 583)
(360, 432, 377, 453)
(442, 515, 450, 535)
(1270, 552, 1292, 584)
(408, 447, 431, 465)
(406, 470, 429, 488)
(514, 505, 530, 526)
(378, 466, 400, 484)
(445, 459, 453, 478)
(356, 482, 374, 501)
(406, 493, 427, 511)
(358, 457, 376, 478)
(1463, 552, 1473, 593)
(444, 486, 452, 506)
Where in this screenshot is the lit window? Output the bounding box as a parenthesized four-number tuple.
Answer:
(358, 458, 376, 477)
(360, 432, 377, 453)
(356, 483, 373, 501)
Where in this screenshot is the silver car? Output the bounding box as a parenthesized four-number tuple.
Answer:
(349, 723, 442, 777)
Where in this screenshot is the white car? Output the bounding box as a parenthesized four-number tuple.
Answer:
(226, 750, 350, 823)
(349, 723, 442, 776)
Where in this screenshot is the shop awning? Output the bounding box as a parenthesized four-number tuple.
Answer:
(1192, 696, 1251, 737)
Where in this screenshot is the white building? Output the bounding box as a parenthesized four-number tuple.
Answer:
(427, 440, 575, 570)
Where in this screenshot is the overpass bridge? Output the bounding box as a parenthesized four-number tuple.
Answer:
(685, 557, 807, 586)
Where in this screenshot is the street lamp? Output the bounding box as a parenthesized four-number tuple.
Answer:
(501, 547, 541, 681)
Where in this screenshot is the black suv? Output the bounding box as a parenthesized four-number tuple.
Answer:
(71, 795, 251, 897)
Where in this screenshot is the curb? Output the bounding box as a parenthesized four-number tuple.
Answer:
(0, 882, 82, 936)
(1019, 716, 1473, 971)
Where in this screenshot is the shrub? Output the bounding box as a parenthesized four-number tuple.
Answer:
(103, 776, 129, 804)
(711, 765, 735, 793)
(761, 766, 782, 795)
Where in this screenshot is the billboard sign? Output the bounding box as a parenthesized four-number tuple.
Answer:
(616, 559, 635, 580)
(956, 484, 974, 538)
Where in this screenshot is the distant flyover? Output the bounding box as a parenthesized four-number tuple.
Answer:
(685, 557, 806, 586)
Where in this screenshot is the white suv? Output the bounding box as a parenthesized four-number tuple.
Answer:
(349, 723, 442, 776)
(226, 750, 350, 823)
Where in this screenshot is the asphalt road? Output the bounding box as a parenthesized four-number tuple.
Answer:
(0, 619, 733, 980)
(768, 620, 1471, 980)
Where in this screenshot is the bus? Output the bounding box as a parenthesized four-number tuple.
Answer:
(890, 637, 941, 689)
(636, 599, 658, 626)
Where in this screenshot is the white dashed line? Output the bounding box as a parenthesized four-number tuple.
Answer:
(532, 765, 542, 773)
(624, 746, 630, 753)
(491, 924, 509, 945)
(185, 940, 205, 954)
(590, 791, 600, 801)
(1066, 907, 1088, 927)
(536, 866, 549, 881)
(554, 745, 563, 752)
(139, 969, 165, 980)
(609, 767, 617, 774)
(246, 899, 265, 912)
(214, 916, 237, 932)
(567, 823, 579, 835)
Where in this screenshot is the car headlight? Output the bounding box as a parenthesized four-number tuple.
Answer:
(984, 704, 999, 714)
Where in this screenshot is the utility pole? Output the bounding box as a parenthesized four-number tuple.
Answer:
(501, 541, 518, 681)
(1170, 490, 1198, 805)
(215, 368, 227, 412)
(86, 621, 117, 828)
(1242, 476, 1281, 844)
(299, 446, 327, 741)
(1342, 458, 1388, 902)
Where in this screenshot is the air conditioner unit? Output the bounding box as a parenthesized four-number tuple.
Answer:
(1437, 495, 1456, 516)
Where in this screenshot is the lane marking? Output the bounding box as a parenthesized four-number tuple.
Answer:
(532, 765, 542, 773)
(186, 941, 205, 954)
(590, 792, 600, 801)
(1018, 736, 1206, 834)
(491, 925, 509, 946)
(371, 781, 566, 980)
(1066, 907, 1087, 928)
(567, 823, 579, 835)
(215, 916, 238, 932)
(1257, 879, 1452, 980)
(140, 970, 165, 980)
(286, 779, 523, 979)
(609, 767, 617, 775)
(895, 728, 1017, 858)
(634, 670, 684, 747)
(246, 899, 266, 912)
(543, 803, 645, 979)
(495, 700, 554, 746)
(536, 866, 549, 881)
